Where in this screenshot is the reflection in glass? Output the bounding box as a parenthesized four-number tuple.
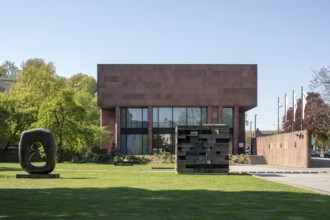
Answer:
(142, 134, 148, 154)
(120, 108, 127, 128)
(187, 108, 201, 125)
(121, 108, 148, 154)
(120, 134, 127, 154)
(127, 108, 142, 128)
(201, 107, 207, 125)
(142, 108, 148, 128)
(159, 107, 172, 128)
(127, 134, 142, 154)
(152, 134, 174, 153)
(223, 108, 233, 128)
(153, 107, 158, 128)
(173, 108, 187, 127)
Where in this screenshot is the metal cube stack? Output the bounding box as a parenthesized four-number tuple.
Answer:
(175, 125, 230, 174)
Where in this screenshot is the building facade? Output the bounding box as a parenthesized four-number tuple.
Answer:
(97, 64, 257, 155)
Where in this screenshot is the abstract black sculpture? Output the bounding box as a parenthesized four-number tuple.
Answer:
(19, 128, 56, 174)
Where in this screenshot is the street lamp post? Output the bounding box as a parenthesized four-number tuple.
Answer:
(254, 114, 257, 138)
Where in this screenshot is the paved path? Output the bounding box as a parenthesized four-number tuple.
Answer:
(230, 165, 330, 195)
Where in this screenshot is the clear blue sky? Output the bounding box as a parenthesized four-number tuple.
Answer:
(1, 0, 329, 130)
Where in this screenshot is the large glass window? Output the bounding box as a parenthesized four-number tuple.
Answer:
(159, 107, 172, 128)
(127, 108, 143, 128)
(173, 108, 187, 127)
(121, 108, 148, 155)
(142, 108, 148, 128)
(201, 107, 207, 125)
(153, 107, 208, 128)
(120, 134, 127, 155)
(120, 108, 127, 128)
(153, 108, 158, 127)
(222, 107, 234, 154)
(223, 108, 233, 128)
(121, 108, 148, 128)
(152, 107, 208, 154)
(152, 134, 174, 154)
(187, 108, 201, 125)
(121, 134, 148, 155)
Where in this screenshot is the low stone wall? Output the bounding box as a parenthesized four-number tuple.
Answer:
(257, 130, 311, 168)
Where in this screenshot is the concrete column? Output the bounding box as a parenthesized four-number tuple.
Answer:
(148, 106, 153, 154)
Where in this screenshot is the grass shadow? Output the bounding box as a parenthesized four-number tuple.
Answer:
(0, 187, 329, 220)
(0, 167, 22, 172)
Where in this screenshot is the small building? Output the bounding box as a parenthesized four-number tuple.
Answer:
(97, 64, 257, 155)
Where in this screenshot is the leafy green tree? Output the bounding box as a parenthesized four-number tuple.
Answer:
(1, 59, 109, 157)
(0, 98, 10, 148)
(35, 89, 86, 158)
(310, 66, 330, 104)
(0, 59, 61, 147)
(73, 91, 99, 125)
(67, 73, 100, 126)
(0, 94, 35, 148)
(0, 61, 20, 78)
(35, 88, 109, 160)
(66, 73, 97, 95)
(12, 59, 58, 106)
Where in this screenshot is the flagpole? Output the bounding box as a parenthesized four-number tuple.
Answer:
(292, 90, 294, 132)
(277, 97, 280, 134)
(301, 86, 303, 131)
(284, 93, 287, 122)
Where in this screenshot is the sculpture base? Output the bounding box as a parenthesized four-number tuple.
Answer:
(16, 174, 60, 179)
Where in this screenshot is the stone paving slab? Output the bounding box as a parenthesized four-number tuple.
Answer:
(230, 165, 330, 195)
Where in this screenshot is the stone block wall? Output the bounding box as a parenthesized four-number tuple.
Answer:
(257, 130, 311, 168)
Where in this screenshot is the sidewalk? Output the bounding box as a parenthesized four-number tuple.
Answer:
(230, 165, 330, 195)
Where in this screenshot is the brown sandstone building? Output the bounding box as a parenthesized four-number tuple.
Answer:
(97, 64, 257, 155)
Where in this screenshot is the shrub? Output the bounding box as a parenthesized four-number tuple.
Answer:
(75, 152, 113, 164)
(155, 152, 174, 163)
(230, 154, 250, 165)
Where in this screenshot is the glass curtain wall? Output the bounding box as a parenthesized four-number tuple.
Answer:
(153, 107, 207, 153)
(222, 107, 234, 153)
(121, 108, 148, 155)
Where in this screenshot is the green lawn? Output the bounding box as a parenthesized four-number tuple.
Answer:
(0, 163, 329, 220)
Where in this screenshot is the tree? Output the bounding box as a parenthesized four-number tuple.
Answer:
(1, 59, 109, 157)
(0, 59, 61, 147)
(34, 89, 86, 158)
(66, 73, 97, 95)
(283, 92, 330, 149)
(0, 61, 20, 78)
(304, 92, 330, 148)
(67, 73, 99, 125)
(0, 93, 35, 148)
(35, 88, 109, 160)
(0, 99, 10, 148)
(310, 67, 330, 104)
(12, 59, 58, 105)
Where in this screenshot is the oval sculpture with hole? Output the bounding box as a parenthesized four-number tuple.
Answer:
(19, 128, 56, 174)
